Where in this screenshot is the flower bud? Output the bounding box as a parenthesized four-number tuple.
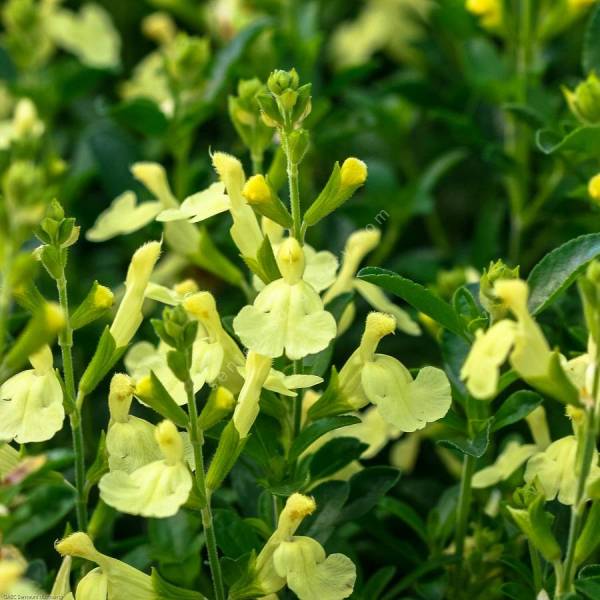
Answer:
(13, 97, 44, 140)
(276, 237, 305, 285)
(70, 281, 114, 330)
(479, 259, 520, 321)
(563, 73, 600, 125)
(589, 173, 600, 203)
(243, 175, 293, 227)
(155, 419, 184, 465)
(108, 373, 133, 423)
(141, 11, 176, 45)
(2, 302, 64, 376)
(268, 69, 299, 95)
(198, 386, 235, 430)
(109, 241, 161, 347)
(340, 157, 368, 188)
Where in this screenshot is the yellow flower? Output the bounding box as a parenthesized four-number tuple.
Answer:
(233, 238, 337, 359)
(56, 532, 156, 599)
(141, 11, 176, 45)
(99, 420, 192, 517)
(472, 441, 538, 488)
(109, 241, 161, 347)
(524, 436, 600, 505)
(0, 345, 64, 443)
(250, 494, 356, 599)
(338, 312, 451, 432)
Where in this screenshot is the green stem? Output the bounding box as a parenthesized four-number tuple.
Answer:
(57, 274, 88, 532)
(0, 237, 14, 361)
(454, 453, 476, 561)
(529, 541, 543, 593)
(282, 132, 302, 241)
(561, 407, 596, 593)
(506, 0, 533, 264)
(292, 359, 303, 438)
(184, 378, 225, 600)
(251, 152, 263, 175)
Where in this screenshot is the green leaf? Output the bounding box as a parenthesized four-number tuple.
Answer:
(378, 497, 428, 542)
(339, 466, 401, 521)
(111, 98, 169, 137)
(437, 420, 491, 458)
(492, 390, 542, 432)
(288, 415, 360, 463)
(357, 267, 465, 337)
(361, 566, 397, 600)
(527, 233, 600, 314)
(148, 511, 202, 563)
(535, 126, 600, 156)
(145, 371, 189, 428)
(151, 567, 207, 599)
(302, 480, 350, 543)
(583, 4, 600, 74)
(309, 437, 367, 481)
(84, 430, 108, 500)
(213, 509, 262, 558)
(4, 483, 75, 544)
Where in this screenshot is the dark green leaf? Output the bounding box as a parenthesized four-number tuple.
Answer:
(111, 98, 169, 137)
(361, 566, 397, 600)
(583, 5, 600, 74)
(339, 466, 401, 522)
(492, 390, 542, 432)
(527, 233, 600, 314)
(357, 267, 465, 337)
(378, 497, 428, 542)
(309, 437, 367, 481)
(437, 420, 491, 457)
(288, 415, 360, 463)
(302, 480, 350, 544)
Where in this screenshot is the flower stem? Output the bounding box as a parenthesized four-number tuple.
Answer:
(56, 274, 88, 532)
(281, 131, 302, 241)
(0, 237, 14, 362)
(561, 406, 596, 593)
(184, 377, 225, 600)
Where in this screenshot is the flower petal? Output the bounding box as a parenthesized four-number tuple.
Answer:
(86, 192, 161, 242)
(273, 536, 356, 600)
(362, 355, 451, 432)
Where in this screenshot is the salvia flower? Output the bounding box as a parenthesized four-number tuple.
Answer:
(99, 419, 192, 517)
(251, 493, 356, 599)
(233, 238, 337, 359)
(0, 345, 64, 443)
(338, 312, 451, 432)
(56, 532, 156, 599)
(524, 435, 600, 505)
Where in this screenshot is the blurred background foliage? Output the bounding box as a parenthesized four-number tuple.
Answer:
(2, 0, 600, 598)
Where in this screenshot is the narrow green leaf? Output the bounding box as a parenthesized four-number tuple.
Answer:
(527, 233, 600, 314)
(357, 267, 465, 337)
(583, 4, 600, 74)
(288, 415, 360, 463)
(492, 390, 542, 432)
